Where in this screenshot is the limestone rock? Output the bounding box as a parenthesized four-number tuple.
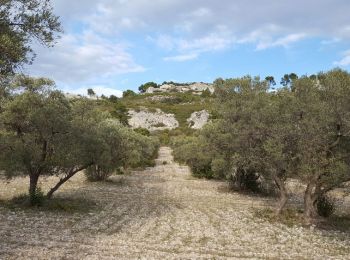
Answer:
(187, 110, 210, 129)
(145, 82, 214, 95)
(128, 109, 179, 131)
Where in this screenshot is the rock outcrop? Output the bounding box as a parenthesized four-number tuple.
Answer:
(145, 82, 214, 95)
(187, 110, 210, 129)
(128, 109, 179, 131)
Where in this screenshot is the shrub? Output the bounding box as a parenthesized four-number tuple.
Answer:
(134, 128, 150, 136)
(172, 135, 214, 178)
(228, 168, 262, 193)
(123, 90, 137, 98)
(201, 89, 212, 98)
(139, 82, 158, 93)
(85, 165, 113, 182)
(316, 195, 335, 218)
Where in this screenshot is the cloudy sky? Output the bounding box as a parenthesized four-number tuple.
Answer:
(27, 0, 350, 96)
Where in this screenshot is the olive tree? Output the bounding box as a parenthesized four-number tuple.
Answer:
(292, 71, 350, 221)
(0, 75, 71, 204)
(0, 0, 62, 74)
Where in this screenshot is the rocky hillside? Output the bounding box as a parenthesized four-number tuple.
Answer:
(120, 91, 214, 132)
(145, 82, 214, 95)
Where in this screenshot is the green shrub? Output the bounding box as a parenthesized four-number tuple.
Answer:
(201, 89, 212, 98)
(123, 90, 137, 98)
(31, 187, 45, 206)
(134, 128, 150, 136)
(228, 168, 262, 193)
(85, 165, 113, 182)
(172, 135, 214, 178)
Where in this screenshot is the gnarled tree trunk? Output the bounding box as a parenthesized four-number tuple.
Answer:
(47, 163, 92, 199)
(274, 175, 288, 215)
(304, 181, 318, 224)
(29, 173, 40, 205)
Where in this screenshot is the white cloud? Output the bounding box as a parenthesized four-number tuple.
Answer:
(29, 31, 144, 83)
(256, 33, 306, 50)
(334, 50, 350, 66)
(63, 85, 123, 97)
(164, 53, 198, 62)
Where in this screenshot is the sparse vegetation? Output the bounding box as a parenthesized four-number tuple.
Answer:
(1, 1, 350, 258)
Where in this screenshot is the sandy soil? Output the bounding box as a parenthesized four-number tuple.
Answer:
(0, 147, 349, 259)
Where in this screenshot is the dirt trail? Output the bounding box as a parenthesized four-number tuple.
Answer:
(0, 147, 349, 259)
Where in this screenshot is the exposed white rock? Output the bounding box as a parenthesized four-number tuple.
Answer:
(128, 109, 179, 131)
(145, 82, 214, 94)
(146, 95, 176, 102)
(187, 110, 210, 129)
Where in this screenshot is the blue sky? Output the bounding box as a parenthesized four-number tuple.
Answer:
(27, 0, 350, 97)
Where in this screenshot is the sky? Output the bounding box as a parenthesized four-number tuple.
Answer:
(26, 0, 350, 97)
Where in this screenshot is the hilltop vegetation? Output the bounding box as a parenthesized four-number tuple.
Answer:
(172, 70, 350, 223)
(0, 75, 159, 205)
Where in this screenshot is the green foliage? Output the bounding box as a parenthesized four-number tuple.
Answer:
(134, 128, 150, 136)
(0, 0, 62, 74)
(123, 90, 137, 98)
(109, 95, 119, 103)
(138, 82, 158, 93)
(175, 70, 350, 220)
(0, 75, 160, 200)
(87, 88, 95, 97)
(201, 89, 212, 98)
(29, 187, 45, 206)
(172, 135, 214, 178)
(85, 165, 113, 182)
(110, 101, 129, 126)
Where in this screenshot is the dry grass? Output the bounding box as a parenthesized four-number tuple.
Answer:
(0, 147, 350, 259)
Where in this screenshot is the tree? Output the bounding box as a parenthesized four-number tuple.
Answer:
(138, 82, 158, 93)
(0, 0, 62, 74)
(0, 75, 71, 204)
(0, 77, 160, 202)
(87, 88, 95, 97)
(123, 89, 137, 98)
(109, 95, 119, 103)
(213, 76, 296, 213)
(280, 73, 298, 88)
(291, 71, 350, 222)
(265, 76, 276, 86)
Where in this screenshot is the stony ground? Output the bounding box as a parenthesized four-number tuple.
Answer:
(0, 147, 350, 259)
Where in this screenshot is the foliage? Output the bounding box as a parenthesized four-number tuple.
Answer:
(174, 70, 350, 221)
(138, 82, 158, 93)
(0, 0, 62, 74)
(85, 165, 113, 182)
(133, 127, 150, 136)
(123, 89, 137, 98)
(172, 135, 214, 178)
(87, 88, 95, 97)
(201, 89, 212, 98)
(0, 75, 159, 202)
(110, 101, 129, 126)
(109, 95, 119, 103)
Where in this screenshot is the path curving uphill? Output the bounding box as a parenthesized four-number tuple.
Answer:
(0, 147, 349, 259)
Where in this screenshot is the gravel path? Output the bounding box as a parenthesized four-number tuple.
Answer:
(0, 147, 350, 259)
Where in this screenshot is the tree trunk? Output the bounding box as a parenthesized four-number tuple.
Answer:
(304, 182, 318, 224)
(29, 173, 40, 205)
(274, 175, 288, 215)
(47, 164, 92, 199)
